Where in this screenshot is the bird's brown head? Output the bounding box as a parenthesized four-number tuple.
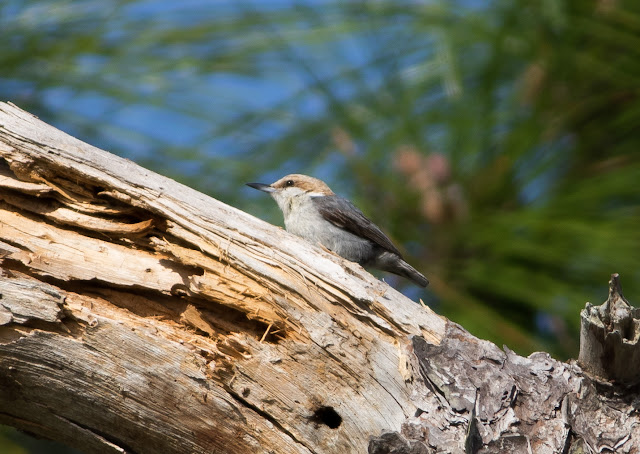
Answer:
(247, 174, 335, 216)
(270, 174, 334, 196)
(247, 174, 335, 197)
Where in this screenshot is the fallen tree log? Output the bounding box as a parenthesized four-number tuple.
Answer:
(0, 102, 638, 453)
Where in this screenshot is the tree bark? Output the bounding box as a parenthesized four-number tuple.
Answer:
(0, 102, 637, 453)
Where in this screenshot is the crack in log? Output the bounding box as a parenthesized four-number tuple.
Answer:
(464, 393, 481, 454)
(54, 413, 133, 454)
(0, 189, 157, 237)
(0, 318, 84, 341)
(370, 371, 411, 420)
(344, 310, 398, 338)
(226, 387, 315, 454)
(1, 261, 284, 346)
(78, 285, 285, 344)
(0, 326, 26, 343)
(3, 253, 286, 344)
(560, 395, 573, 454)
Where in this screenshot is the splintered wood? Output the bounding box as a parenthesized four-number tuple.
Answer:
(0, 102, 446, 454)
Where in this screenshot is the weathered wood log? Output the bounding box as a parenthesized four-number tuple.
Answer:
(0, 102, 638, 453)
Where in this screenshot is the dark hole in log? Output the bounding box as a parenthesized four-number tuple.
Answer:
(311, 406, 342, 429)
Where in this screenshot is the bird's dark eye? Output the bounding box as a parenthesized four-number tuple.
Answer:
(285, 180, 294, 187)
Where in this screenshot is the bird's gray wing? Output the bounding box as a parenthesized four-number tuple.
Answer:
(312, 195, 403, 256)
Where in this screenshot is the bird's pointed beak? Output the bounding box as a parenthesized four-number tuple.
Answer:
(246, 182, 276, 193)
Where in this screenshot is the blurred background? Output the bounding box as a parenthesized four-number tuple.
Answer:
(2, 0, 640, 451)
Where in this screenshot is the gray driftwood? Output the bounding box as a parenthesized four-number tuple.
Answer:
(0, 101, 638, 453)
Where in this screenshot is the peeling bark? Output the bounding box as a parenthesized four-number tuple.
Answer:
(0, 102, 638, 453)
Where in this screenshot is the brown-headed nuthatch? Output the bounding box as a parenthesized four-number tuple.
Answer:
(247, 174, 429, 287)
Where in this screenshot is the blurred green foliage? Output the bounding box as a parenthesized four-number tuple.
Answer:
(2, 0, 640, 450)
(0, 426, 28, 454)
(0, 425, 81, 454)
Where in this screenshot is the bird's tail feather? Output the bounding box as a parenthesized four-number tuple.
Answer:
(395, 260, 429, 287)
(376, 252, 429, 287)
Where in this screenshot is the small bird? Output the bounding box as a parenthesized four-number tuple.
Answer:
(247, 174, 429, 287)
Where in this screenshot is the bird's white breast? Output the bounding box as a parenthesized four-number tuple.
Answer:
(278, 193, 374, 264)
